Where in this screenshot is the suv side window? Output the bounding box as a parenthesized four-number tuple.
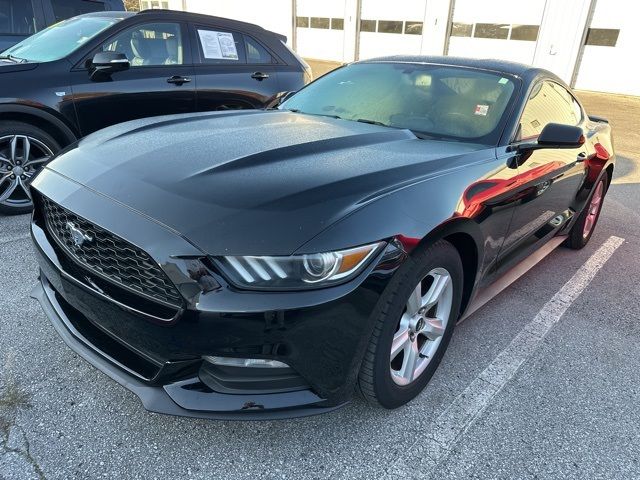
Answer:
(244, 35, 274, 64)
(102, 23, 184, 66)
(50, 0, 106, 23)
(194, 26, 246, 64)
(517, 81, 583, 141)
(0, 0, 37, 35)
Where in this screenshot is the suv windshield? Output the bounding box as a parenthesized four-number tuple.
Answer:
(3, 15, 123, 63)
(280, 62, 517, 144)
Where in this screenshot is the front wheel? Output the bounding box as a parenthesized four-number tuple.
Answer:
(0, 121, 60, 215)
(358, 240, 463, 409)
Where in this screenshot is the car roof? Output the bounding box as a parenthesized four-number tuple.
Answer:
(358, 55, 563, 85)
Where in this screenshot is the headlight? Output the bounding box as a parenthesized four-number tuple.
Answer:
(214, 242, 385, 290)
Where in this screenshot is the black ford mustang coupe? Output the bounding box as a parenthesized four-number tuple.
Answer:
(29, 56, 615, 419)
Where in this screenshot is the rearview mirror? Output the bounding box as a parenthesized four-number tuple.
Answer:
(89, 52, 130, 81)
(517, 123, 585, 153)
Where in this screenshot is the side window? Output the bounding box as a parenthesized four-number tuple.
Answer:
(571, 96, 584, 124)
(51, 0, 106, 23)
(0, 0, 37, 35)
(245, 35, 274, 64)
(102, 23, 184, 67)
(194, 27, 245, 64)
(518, 81, 583, 141)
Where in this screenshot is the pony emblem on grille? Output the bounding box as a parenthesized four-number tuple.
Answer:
(66, 221, 93, 247)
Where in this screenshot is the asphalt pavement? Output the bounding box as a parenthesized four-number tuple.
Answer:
(0, 157, 639, 480)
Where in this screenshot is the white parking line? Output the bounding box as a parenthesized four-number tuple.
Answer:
(388, 235, 625, 479)
(0, 233, 30, 246)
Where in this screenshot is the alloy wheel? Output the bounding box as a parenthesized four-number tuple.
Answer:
(390, 267, 453, 386)
(0, 135, 54, 207)
(583, 180, 604, 239)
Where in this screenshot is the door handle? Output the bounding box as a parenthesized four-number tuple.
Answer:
(251, 72, 269, 81)
(576, 152, 588, 163)
(167, 75, 191, 85)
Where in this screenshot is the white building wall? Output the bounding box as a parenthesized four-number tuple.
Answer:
(420, 0, 453, 56)
(531, 0, 593, 83)
(447, 0, 545, 64)
(575, 0, 640, 96)
(295, 0, 347, 61)
(163, 0, 639, 95)
(357, 0, 426, 59)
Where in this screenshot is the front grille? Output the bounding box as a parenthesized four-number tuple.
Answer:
(41, 196, 183, 308)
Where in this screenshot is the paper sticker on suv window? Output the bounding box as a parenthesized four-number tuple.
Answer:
(474, 105, 489, 116)
(198, 30, 238, 60)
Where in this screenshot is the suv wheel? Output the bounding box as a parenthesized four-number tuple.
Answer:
(0, 121, 60, 215)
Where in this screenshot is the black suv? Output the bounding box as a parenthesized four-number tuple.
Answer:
(0, 10, 311, 213)
(0, 0, 125, 51)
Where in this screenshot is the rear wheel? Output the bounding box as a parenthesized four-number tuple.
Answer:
(0, 122, 60, 215)
(358, 240, 463, 409)
(565, 174, 609, 250)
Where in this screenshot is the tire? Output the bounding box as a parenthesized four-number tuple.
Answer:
(0, 121, 60, 215)
(565, 173, 609, 250)
(358, 240, 464, 409)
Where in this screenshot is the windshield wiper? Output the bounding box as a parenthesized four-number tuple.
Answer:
(411, 130, 451, 141)
(0, 54, 27, 63)
(356, 118, 389, 127)
(287, 109, 342, 120)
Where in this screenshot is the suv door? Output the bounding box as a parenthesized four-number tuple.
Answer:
(498, 80, 588, 267)
(190, 24, 280, 111)
(70, 21, 196, 136)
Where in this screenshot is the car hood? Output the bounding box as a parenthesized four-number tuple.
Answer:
(46, 110, 485, 255)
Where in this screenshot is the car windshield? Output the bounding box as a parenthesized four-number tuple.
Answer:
(280, 62, 517, 144)
(2, 16, 123, 63)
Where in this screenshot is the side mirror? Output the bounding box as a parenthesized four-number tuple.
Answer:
(89, 52, 130, 80)
(516, 123, 585, 153)
(538, 123, 585, 148)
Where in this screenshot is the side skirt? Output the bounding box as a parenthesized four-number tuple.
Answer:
(458, 235, 568, 324)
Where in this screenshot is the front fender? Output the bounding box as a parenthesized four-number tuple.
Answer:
(0, 102, 79, 144)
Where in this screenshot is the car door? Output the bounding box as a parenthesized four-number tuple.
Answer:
(497, 80, 588, 269)
(70, 20, 196, 136)
(190, 23, 280, 111)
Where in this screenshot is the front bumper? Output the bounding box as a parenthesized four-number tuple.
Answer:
(29, 170, 403, 419)
(31, 278, 345, 420)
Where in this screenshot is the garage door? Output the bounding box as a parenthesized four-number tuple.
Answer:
(447, 0, 545, 64)
(295, 0, 346, 62)
(357, 0, 425, 60)
(574, 0, 640, 96)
